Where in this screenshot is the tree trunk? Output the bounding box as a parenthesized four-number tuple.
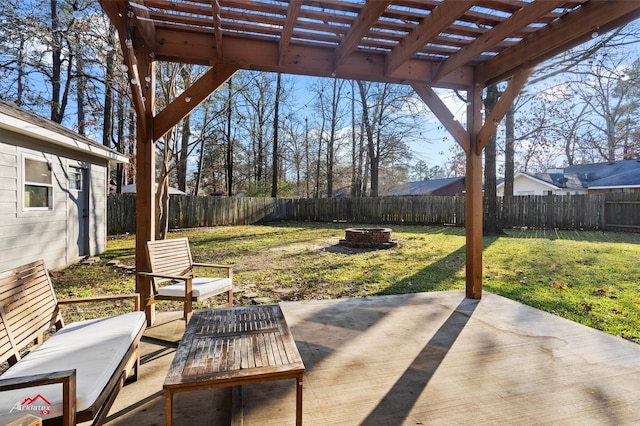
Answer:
(326, 78, 340, 198)
(226, 78, 234, 196)
(75, 36, 86, 135)
(16, 38, 25, 107)
(357, 117, 365, 197)
(504, 104, 515, 203)
(350, 80, 357, 197)
(115, 90, 125, 193)
(356, 80, 378, 197)
(271, 73, 281, 198)
(102, 25, 115, 148)
(483, 84, 501, 235)
(193, 133, 206, 196)
(50, 0, 63, 123)
(315, 128, 323, 198)
(127, 109, 136, 184)
(177, 69, 191, 192)
(305, 117, 310, 198)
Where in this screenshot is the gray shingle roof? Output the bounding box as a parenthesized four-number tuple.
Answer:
(385, 177, 464, 196)
(526, 160, 640, 189)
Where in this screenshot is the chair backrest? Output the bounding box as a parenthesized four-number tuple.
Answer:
(145, 238, 194, 288)
(0, 260, 62, 366)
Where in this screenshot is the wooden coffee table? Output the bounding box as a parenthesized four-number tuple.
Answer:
(163, 305, 305, 425)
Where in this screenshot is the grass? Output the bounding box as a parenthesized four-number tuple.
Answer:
(50, 223, 640, 343)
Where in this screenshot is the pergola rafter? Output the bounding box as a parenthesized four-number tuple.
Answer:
(99, 0, 640, 325)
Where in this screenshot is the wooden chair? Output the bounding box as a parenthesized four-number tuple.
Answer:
(138, 238, 233, 322)
(0, 260, 145, 426)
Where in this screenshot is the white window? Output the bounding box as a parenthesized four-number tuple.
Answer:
(69, 166, 83, 191)
(23, 157, 53, 210)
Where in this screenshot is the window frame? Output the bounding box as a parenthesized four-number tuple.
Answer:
(68, 165, 83, 192)
(22, 154, 54, 211)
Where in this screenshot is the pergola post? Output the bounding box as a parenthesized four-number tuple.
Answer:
(135, 55, 156, 326)
(465, 85, 484, 299)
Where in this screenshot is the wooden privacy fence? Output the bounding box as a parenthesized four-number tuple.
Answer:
(603, 192, 640, 232)
(498, 194, 603, 230)
(107, 193, 640, 235)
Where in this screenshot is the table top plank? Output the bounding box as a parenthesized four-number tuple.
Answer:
(165, 305, 305, 389)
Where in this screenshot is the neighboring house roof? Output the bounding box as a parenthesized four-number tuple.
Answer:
(0, 100, 128, 163)
(385, 177, 464, 196)
(497, 159, 640, 190)
(115, 183, 187, 195)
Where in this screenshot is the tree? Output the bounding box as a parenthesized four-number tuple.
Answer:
(576, 55, 640, 162)
(0, 1, 40, 106)
(237, 72, 277, 191)
(356, 81, 417, 197)
(154, 63, 222, 238)
(271, 73, 282, 197)
(498, 24, 639, 189)
(225, 78, 234, 196)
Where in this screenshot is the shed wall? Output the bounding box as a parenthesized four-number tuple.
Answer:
(0, 129, 109, 271)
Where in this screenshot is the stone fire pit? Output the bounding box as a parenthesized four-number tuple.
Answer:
(338, 228, 399, 249)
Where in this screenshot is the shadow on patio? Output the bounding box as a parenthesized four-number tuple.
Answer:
(103, 291, 640, 425)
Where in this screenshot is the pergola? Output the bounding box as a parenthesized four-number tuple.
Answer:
(99, 0, 640, 325)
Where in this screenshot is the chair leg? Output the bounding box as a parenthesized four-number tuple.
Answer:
(228, 289, 234, 307)
(184, 278, 193, 322)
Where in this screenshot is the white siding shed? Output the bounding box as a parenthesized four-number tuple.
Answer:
(0, 102, 128, 271)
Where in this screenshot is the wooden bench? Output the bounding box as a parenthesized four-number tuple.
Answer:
(0, 260, 146, 426)
(138, 238, 233, 322)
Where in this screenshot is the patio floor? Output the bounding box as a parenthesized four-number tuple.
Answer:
(102, 291, 640, 425)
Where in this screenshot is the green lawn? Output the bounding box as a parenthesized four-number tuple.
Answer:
(51, 223, 640, 343)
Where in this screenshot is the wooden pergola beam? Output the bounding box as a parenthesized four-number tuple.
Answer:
(386, 1, 476, 76)
(127, 2, 157, 51)
(210, 0, 223, 59)
(152, 30, 474, 89)
(153, 64, 239, 141)
(411, 83, 470, 155)
(279, 0, 302, 65)
(478, 0, 640, 85)
(433, 1, 565, 82)
(333, 0, 392, 71)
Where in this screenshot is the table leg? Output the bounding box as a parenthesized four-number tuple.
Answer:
(296, 374, 303, 426)
(165, 390, 173, 426)
(231, 386, 243, 426)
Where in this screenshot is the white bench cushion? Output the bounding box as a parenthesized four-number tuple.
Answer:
(0, 311, 146, 420)
(157, 277, 232, 298)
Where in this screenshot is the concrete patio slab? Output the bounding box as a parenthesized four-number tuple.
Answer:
(102, 291, 640, 425)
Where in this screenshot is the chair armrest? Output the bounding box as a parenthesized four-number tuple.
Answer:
(192, 262, 232, 269)
(137, 271, 192, 282)
(191, 263, 233, 278)
(57, 294, 141, 311)
(0, 369, 76, 426)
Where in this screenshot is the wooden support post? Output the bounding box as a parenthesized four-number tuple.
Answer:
(135, 53, 156, 326)
(466, 85, 484, 299)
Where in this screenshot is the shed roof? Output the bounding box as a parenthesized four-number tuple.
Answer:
(0, 101, 129, 163)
